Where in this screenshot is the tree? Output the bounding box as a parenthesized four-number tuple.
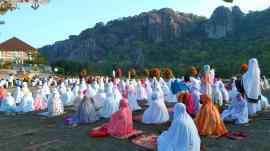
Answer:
(0, 1, 16, 15)
(188, 66, 198, 77)
(31, 52, 48, 65)
(165, 68, 174, 79)
(130, 68, 136, 78)
(81, 68, 87, 77)
(223, 0, 233, 3)
(116, 68, 123, 77)
(151, 68, 161, 79)
(143, 68, 150, 78)
(3, 61, 13, 69)
(238, 63, 248, 75)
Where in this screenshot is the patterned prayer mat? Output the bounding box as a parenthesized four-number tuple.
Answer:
(130, 133, 158, 151)
(91, 126, 143, 139)
(214, 131, 247, 140)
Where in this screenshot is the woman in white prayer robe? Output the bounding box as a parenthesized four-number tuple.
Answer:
(72, 82, 79, 98)
(92, 81, 99, 92)
(42, 82, 51, 95)
(93, 88, 106, 108)
(218, 79, 229, 104)
(260, 95, 270, 110)
(99, 91, 119, 118)
(154, 84, 164, 100)
(190, 79, 201, 114)
(120, 80, 126, 95)
(222, 93, 248, 124)
(242, 58, 261, 116)
(112, 84, 122, 104)
(61, 87, 74, 106)
(127, 85, 141, 111)
(142, 91, 169, 124)
(16, 83, 34, 113)
(212, 79, 223, 106)
(144, 80, 153, 105)
(73, 89, 84, 110)
(226, 77, 238, 104)
(16, 93, 34, 113)
(86, 85, 96, 98)
(58, 83, 66, 95)
(13, 85, 23, 104)
(79, 79, 87, 92)
(98, 78, 105, 90)
(157, 103, 201, 151)
(136, 81, 147, 101)
(151, 77, 159, 90)
(162, 84, 177, 103)
(159, 77, 165, 86)
(0, 92, 16, 112)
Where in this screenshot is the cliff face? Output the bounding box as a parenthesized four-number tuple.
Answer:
(39, 8, 203, 64)
(39, 6, 270, 76)
(205, 6, 235, 38)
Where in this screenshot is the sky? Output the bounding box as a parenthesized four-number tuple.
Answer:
(0, 0, 269, 48)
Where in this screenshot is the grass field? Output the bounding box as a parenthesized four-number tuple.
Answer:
(0, 91, 270, 151)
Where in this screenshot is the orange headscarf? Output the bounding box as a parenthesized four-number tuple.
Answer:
(195, 95, 227, 136)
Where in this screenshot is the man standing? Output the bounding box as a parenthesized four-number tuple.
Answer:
(9, 74, 14, 88)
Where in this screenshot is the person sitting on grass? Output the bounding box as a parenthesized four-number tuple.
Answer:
(71, 95, 99, 124)
(158, 103, 201, 151)
(222, 92, 248, 124)
(127, 85, 141, 111)
(48, 91, 64, 117)
(99, 91, 119, 118)
(93, 88, 106, 109)
(0, 92, 16, 112)
(16, 82, 34, 113)
(73, 89, 84, 110)
(142, 91, 169, 124)
(195, 94, 227, 136)
(91, 98, 136, 137)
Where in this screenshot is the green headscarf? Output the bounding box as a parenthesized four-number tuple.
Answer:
(203, 65, 211, 74)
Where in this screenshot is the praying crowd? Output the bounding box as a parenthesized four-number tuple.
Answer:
(0, 58, 269, 151)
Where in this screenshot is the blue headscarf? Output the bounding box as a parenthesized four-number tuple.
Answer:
(171, 80, 190, 95)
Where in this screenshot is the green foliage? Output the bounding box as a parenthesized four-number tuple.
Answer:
(3, 61, 13, 69)
(32, 52, 48, 65)
(52, 59, 82, 75)
(223, 0, 233, 3)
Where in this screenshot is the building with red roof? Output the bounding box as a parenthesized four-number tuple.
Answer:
(0, 37, 37, 64)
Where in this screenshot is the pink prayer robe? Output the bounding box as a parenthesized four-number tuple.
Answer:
(103, 98, 135, 137)
(201, 73, 213, 96)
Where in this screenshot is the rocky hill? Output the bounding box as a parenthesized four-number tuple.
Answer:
(39, 6, 270, 77)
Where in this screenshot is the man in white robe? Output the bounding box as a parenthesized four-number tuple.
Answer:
(242, 58, 261, 117)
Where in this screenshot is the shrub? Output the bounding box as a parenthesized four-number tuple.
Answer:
(151, 68, 161, 78)
(130, 68, 136, 78)
(165, 68, 174, 79)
